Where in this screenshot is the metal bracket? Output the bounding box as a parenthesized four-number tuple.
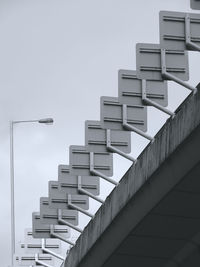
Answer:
(68, 194, 94, 218)
(122, 104, 154, 141)
(89, 152, 118, 186)
(50, 225, 75, 246)
(34, 253, 54, 267)
(185, 14, 200, 51)
(106, 129, 136, 162)
(78, 176, 104, 204)
(58, 209, 83, 233)
(41, 239, 64, 261)
(161, 48, 197, 94)
(141, 80, 175, 117)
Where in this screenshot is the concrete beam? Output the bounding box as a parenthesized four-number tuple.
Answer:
(65, 86, 200, 267)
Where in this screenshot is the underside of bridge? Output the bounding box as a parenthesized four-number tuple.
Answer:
(102, 153, 200, 266)
(65, 85, 200, 267)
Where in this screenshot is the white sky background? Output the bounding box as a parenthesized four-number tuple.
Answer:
(1, 0, 200, 266)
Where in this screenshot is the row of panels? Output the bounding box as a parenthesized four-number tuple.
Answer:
(14, 229, 63, 266)
(14, 6, 199, 266)
(31, 8, 200, 249)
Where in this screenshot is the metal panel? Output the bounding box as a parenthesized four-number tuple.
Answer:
(118, 69, 168, 107)
(59, 175, 100, 195)
(58, 165, 70, 181)
(136, 43, 189, 81)
(58, 165, 101, 195)
(85, 120, 131, 153)
(24, 228, 36, 243)
(40, 198, 79, 226)
(48, 181, 60, 196)
(22, 228, 61, 254)
(32, 212, 70, 239)
(69, 145, 113, 176)
(49, 187, 89, 210)
(160, 11, 200, 50)
(39, 196, 50, 210)
(14, 254, 54, 266)
(23, 241, 60, 255)
(191, 0, 200, 10)
(100, 96, 147, 131)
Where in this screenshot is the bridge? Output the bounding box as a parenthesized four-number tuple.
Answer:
(11, 1, 200, 267)
(64, 85, 200, 267)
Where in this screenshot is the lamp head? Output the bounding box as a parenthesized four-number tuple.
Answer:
(38, 118, 54, 124)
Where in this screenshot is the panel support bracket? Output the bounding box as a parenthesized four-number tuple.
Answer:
(161, 48, 197, 94)
(58, 209, 83, 233)
(141, 80, 175, 117)
(50, 225, 75, 246)
(90, 152, 118, 186)
(78, 176, 104, 204)
(106, 129, 136, 162)
(122, 104, 154, 142)
(41, 239, 64, 261)
(185, 13, 200, 51)
(34, 253, 54, 267)
(68, 194, 94, 218)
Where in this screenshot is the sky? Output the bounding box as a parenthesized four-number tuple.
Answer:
(1, 0, 200, 266)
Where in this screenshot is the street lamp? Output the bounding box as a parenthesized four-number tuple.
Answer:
(10, 118, 54, 266)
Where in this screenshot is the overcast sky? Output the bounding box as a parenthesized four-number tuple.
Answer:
(1, 0, 200, 266)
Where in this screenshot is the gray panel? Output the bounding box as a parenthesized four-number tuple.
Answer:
(191, 0, 200, 10)
(32, 212, 70, 239)
(69, 145, 113, 176)
(136, 43, 189, 81)
(14, 254, 54, 266)
(58, 165, 70, 181)
(100, 96, 147, 131)
(48, 181, 59, 196)
(40, 198, 79, 226)
(118, 69, 168, 107)
(59, 175, 100, 195)
(85, 120, 131, 153)
(160, 11, 200, 50)
(23, 228, 61, 254)
(49, 187, 89, 210)
(23, 242, 60, 255)
(39, 196, 50, 210)
(24, 228, 36, 243)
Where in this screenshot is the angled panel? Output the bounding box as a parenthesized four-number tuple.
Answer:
(49, 181, 59, 195)
(22, 228, 61, 254)
(32, 212, 70, 239)
(118, 69, 168, 107)
(136, 43, 189, 81)
(59, 175, 100, 195)
(24, 228, 36, 243)
(100, 96, 147, 131)
(14, 253, 54, 266)
(48, 187, 89, 210)
(85, 120, 131, 153)
(191, 0, 200, 10)
(69, 145, 113, 176)
(19, 243, 60, 255)
(40, 197, 79, 226)
(160, 11, 200, 50)
(23, 242, 60, 255)
(58, 165, 70, 181)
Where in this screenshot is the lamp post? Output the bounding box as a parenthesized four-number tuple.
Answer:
(10, 118, 54, 266)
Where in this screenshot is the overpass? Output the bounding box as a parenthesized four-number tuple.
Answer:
(64, 85, 200, 267)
